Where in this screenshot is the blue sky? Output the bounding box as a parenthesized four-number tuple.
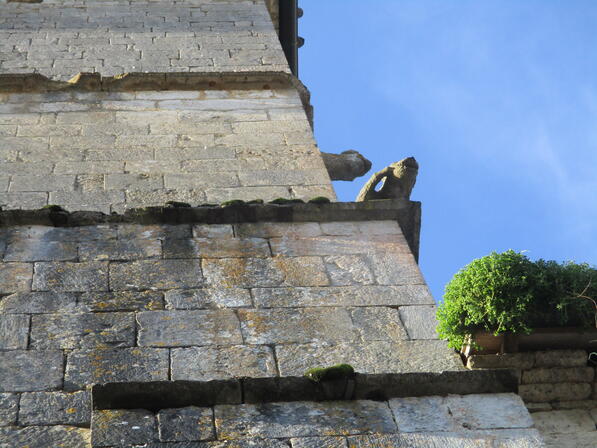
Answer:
(299, 0, 597, 301)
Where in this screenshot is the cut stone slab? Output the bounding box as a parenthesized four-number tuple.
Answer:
(172, 345, 277, 381)
(79, 238, 162, 261)
(137, 310, 243, 347)
(234, 222, 322, 238)
(0, 291, 79, 313)
(4, 239, 78, 262)
(0, 350, 63, 392)
(92, 409, 157, 447)
(0, 425, 90, 448)
(193, 224, 234, 239)
(446, 393, 534, 430)
(32, 261, 108, 292)
(518, 383, 592, 402)
(64, 348, 169, 391)
(347, 433, 493, 448)
(157, 406, 214, 442)
(522, 367, 594, 384)
(0, 314, 29, 349)
(534, 350, 588, 368)
(324, 255, 375, 286)
(110, 259, 204, 290)
(117, 224, 192, 240)
(531, 409, 596, 434)
(79, 290, 164, 311)
(350, 307, 408, 342)
(0, 262, 32, 293)
(290, 437, 347, 448)
(163, 237, 270, 259)
(542, 432, 597, 448)
(0, 393, 18, 426)
(19, 390, 90, 425)
(215, 400, 397, 439)
(399, 305, 439, 339)
(467, 353, 535, 370)
(165, 288, 251, 309)
(389, 396, 457, 432)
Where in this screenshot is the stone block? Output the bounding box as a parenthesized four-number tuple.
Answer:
(324, 255, 375, 286)
(165, 288, 251, 310)
(79, 291, 164, 312)
(30, 312, 135, 349)
(0, 192, 48, 209)
(399, 305, 439, 340)
(215, 400, 396, 439)
(356, 220, 402, 235)
(79, 239, 162, 261)
(541, 432, 597, 448)
(351, 307, 409, 342)
(171, 345, 277, 382)
(202, 257, 329, 288)
(0, 314, 29, 350)
(117, 224, 192, 240)
(92, 409, 157, 447)
(347, 433, 494, 448)
(193, 224, 234, 238)
(0, 393, 18, 426)
(64, 348, 169, 391)
(368, 251, 425, 285)
(0, 426, 90, 448)
(105, 173, 164, 191)
(290, 437, 347, 448)
(4, 240, 78, 262)
(0, 291, 78, 314)
(163, 237, 270, 259)
(552, 399, 597, 410)
(157, 406, 214, 442)
(109, 260, 203, 291)
(238, 308, 355, 344)
(446, 393, 534, 429)
(32, 262, 109, 292)
(534, 350, 588, 368)
(234, 222, 322, 238)
(0, 262, 32, 293)
(532, 409, 596, 433)
(389, 396, 457, 432)
(137, 310, 242, 347)
(19, 390, 90, 425)
(0, 350, 63, 392)
(466, 353, 535, 370)
(518, 383, 592, 402)
(10, 175, 75, 192)
(522, 367, 595, 384)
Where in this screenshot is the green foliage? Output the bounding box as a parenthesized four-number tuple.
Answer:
(437, 250, 597, 350)
(304, 364, 355, 382)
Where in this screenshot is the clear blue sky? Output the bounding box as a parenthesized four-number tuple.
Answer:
(299, 0, 597, 301)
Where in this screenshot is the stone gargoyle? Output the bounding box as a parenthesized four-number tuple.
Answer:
(356, 156, 419, 201)
(321, 150, 372, 181)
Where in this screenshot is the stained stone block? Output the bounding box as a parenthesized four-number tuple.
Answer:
(110, 260, 204, 291)
(0, 393, 18, 426)
(446, 394, 534, 430)
(368, 251, 425, 285)
(4, 240, 78, 262)
(149, 440, 290, 448)
(165, 288, 251, 310)
(324, 255, 375, 286)
(138, 310, 243, 347)
(356, 221, 402, 235)
(0, 262, 32, 293)
(389, 396, 457, 432)
(117, 224, 192, 240)
(64, 348, 169, 391)
(347, 433, 493, 448)
(215, 400, 397, 439)
(79, 239, 162, 261)
(32, 262, 109, 292)
(518, 383, 592, 402)
(202, 257, 329, 288)
(234, 222, 322, 238)
(399, 305, 439, 340)
(252, 285, 435, 308)
(466, 353, 535, 371)
(163, 238, 270, 259)
(0, 291, 78, 314)
(0, 350, 63, 392)
(172, 345, 277, 381)
(0, 314, 29, 349)
(193, 224, 234, 239)
(522, 367, 595, 384)
(157, 406, 214, 442)
(19, 390, 90, 425)
(238, 308, 355, 344)
(534, 350, 589, 368)
(0, 425, 90, 448)
(531, 409, 596, 434)
(291, 437, 347, 448)
(541, 432, 597, 448)
(92, 409, 157, 447)
(79, 291, 164, 311)
(351, 307, 408, 342)
(30, 312, 135, 349)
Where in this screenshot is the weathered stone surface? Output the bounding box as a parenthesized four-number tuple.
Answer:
(165, 288, 251, 310)
(6, 225, 117, 242)
(252, 285, 434, 308)
(138, 310, 242, 347)
(0, 393, 18, 426)
(0, 314, 29, 349)
(0, 291, 78, 313)
(446, 393, 534, 430)
(79, 238, 162, 261)
(64, 348, 169, 390)
(235, 222, 322, 238)
(552, 399, 597, 410)
(467, 353, 535, 370)
(92, 409, 157, 447)
(0, 425, 90, 448)
(532, 409, 596, 433)
(277, 340, 463, 376)
(347, 433, 493, 448)
(203, 257, 329, 288)
(291, 437, 347, 448)
(110, 260, 203, 291)
(518, 383, 592, 402)
(19, 390, 90, 425)
(389, 396, 457, 432)
(526, 402, 553, 412)
(351, 307, 408, 342)
(215, 400, 397, 439)
(324, 255, 375, 286)
(0, 262, 32, 293)
(238, 308, 355, 344)
(534, 350, 588, 368)
(163, 238, 270, 259)
(30, 312, 135, 349)
(158, 406, 214, 442)
(118, 224, 192, 240)
(522, 367, 595, 384)
(193, 224, 234, 239)
(368, 251, 425, 285)
(4, 239, 77, 262)
(399, 305, 439, 340)
(172, 345, 277, 381)
(269, 235, 403, 257)
(79, 291, 164, 311)
(32, 261, 108, 292)
(542, 432, 597, 448)
(0, 350, 63, 392)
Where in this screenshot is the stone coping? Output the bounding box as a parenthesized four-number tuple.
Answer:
(92, 369, 519, 410)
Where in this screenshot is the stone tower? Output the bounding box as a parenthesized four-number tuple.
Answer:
(1, 1, 547, 447)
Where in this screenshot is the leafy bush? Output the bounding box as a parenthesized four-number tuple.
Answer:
(437, 250, 597, 349)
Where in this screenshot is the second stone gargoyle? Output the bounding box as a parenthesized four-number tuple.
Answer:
(320, 150, 372, 181)
(356, 156, 419, 201)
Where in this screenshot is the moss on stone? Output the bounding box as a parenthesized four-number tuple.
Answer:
(308, 196, 331, 204)
(221, 199, 246, 207)
(42, 205, 67, 212)
(304, 364, 355, 382)
(268, 198, 305, 205)
(246, 199, 265, 205)
(165, 201, 191, 208)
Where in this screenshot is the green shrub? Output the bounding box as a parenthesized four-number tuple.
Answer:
(437, 250, 596, 349)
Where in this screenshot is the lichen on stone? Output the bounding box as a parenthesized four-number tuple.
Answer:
(304, 363, 355, 382)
